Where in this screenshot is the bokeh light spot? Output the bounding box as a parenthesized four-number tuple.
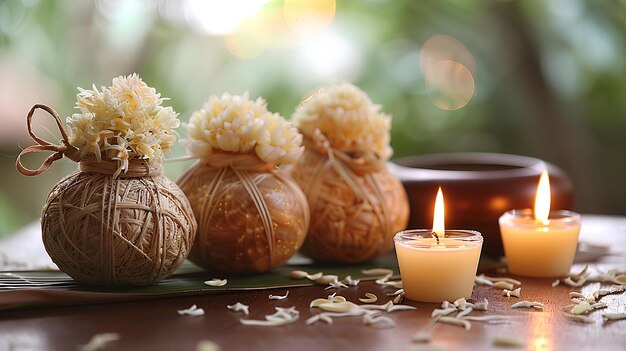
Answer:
(419, 34, 477, 77)
(284, 0, 336, 39)
(426, 60, 475, 110)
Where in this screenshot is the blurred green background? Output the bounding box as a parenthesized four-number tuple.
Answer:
(1, 0, 625, 238)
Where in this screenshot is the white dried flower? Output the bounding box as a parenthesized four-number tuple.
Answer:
(227, 302, 250, 315)
(292, 82, 392, 160)
(511, 301, 544, 309)
(79, 333, 120, 351)
(239, 306, 299, 326)
(183, 92, 303, 165)
(269, 291, 289, 300)
(359, 293, 378, 303)
(178, 304, 205, 317)
(67, 74, 179, 172)
(204, 278, 227, 287)
(196, 340, 221, 351)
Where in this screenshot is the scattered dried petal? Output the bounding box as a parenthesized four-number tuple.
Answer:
(493, 281, 515, 290)
(178, 304, 205, 317)
(362, 268, 394, 276)
(503, 287, 521, 298)
(412, 332, 432, 343)
(240, 307, 299, 327)
(593, 285, 625, 300)
(472, 299, 489, 311)
(432, 307, 458, 318)
(382, 280, 403, 288)
(269, 291, 289, 300)
(196, 340, 221, 351)
(474, 276, 494, 286)
(492, 336, 524, 348)
(387, 304, 417, 312)
(359, 293, 378, 304)
(511, 301, 544, 309)
(437, 316, 471, 331)
(603, 313, 626, 320)
(343, 275, 360, 286)
(570, 301, 592, 315)
(590, 302, 607, 310)
(204, 279, 227, 287)
(324, 281, 348, 290)
(316, 275, 339, 285)
(360, 301, 394, 311)
(462, 315, 510, 322)
(387, 289, 405, 296)
(456, 307, 473, 318)
(570, 265, 590, 282)
(327, 294, 346, 303)
(453, 298, 473, 310)
(477, 274, 521, 286)
(227, 302, 250, 315)
(569, 292, 585, 299)
(363, 314, 396, 327)
(306, 272, 323, 280)
(563, 277, 586, 287)
(79, 333, 120, 351)
(564, 313, 594, 324)
(316, 301, 360, 313)
(393, 293, 405, 304)
(289, 270, 308, 279)
(305, 313, 334, 325)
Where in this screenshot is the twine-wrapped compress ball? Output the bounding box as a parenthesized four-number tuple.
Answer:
(178, 92, 309, 275)
(16, 74, 196, 286)
(289, 82, 410, 263)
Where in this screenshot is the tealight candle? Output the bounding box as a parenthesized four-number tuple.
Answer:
(394, 188, 483, 303)
(499, 171, 581, 277)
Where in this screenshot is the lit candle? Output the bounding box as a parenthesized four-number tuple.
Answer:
(499, 171, 581, 277)
(394, 187, 483, 303)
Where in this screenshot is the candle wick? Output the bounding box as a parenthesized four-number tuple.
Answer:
(431, 231, 440, 245)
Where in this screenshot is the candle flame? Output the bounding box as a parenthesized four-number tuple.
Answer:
(433, 187, 445, 238)
(534, 170, 551, 223)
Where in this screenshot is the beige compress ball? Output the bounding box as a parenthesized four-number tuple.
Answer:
(289, 82, 410, 263)
(16, 74, 197, 286)
(288, 141, 409, 263)
(178, 155, 309, 274)
(179, 93, 309, 275)
(42, 161, 195, 286)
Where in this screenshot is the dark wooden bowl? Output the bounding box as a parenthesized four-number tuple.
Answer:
(389, 153, 573, 258)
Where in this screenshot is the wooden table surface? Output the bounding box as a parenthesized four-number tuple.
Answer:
(0, 215, 625, 351)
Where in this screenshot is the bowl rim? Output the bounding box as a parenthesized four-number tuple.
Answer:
(389, 152, 547, 180)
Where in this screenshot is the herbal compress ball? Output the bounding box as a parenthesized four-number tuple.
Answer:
(16, 74, 196, 286)
(289, 82, 410, 263)
(178, 93, 309, 274)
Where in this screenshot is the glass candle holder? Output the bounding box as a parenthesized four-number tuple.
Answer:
(394, 229, 483, 303)
(499, 209, 581, 278)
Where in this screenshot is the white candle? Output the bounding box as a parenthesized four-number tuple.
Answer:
(499, 171, 581, 277)
(394, 188, 483, 303)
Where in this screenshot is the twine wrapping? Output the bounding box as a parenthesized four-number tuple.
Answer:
(286, 130, 409, 263)
(16, 104, 196, 286)
(177, 152, 309, 275)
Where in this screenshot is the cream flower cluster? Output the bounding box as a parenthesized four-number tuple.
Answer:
(183, 92, 303, 165)
(66, 74, 179, 171)
(292, 82, 392, 160)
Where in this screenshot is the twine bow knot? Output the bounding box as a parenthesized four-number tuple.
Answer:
(16, 104, 80, 176)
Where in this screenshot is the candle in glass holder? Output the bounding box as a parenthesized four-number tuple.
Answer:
(394, 188, 483, 303)
(499, 171, 581, 277)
